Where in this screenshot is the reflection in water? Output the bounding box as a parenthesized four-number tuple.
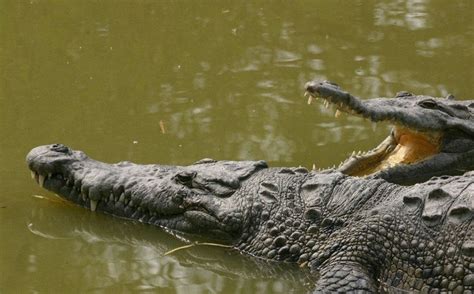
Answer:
(374, 0, 429, 30)
(25, 202, 311, 293)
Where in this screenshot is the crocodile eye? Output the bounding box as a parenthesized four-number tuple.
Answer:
(51, 144, 70, 153)
(418, 99, 438, 109)
(174, 171, 196, 187)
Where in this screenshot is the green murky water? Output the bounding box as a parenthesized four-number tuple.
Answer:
(1, 1, 472, 293)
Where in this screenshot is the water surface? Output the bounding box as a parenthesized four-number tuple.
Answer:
(1, 1, 472, 293)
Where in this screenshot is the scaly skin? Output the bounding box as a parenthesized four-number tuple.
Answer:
(26, 144, 474, 293)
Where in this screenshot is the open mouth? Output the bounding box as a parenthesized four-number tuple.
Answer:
(304, 81, 445, 177)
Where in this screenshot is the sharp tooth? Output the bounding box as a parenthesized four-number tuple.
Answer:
(90, 200, 98, 212)
(307, 96, 313, 105)
(324, 100, 329, 108)
(304, 91, 309, 97)
(119, 193, 125, 203)
(351, 151, 356, 156)
(312, 163, 316, 170)
(372, 122, 377, 131)
(335, 109, 341, 118)
(30, 171, 36, 180)
(38, 175, 45, 187)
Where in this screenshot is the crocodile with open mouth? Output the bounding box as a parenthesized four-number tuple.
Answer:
(26, 81, 473, 293)
(305, 81, 474, 185)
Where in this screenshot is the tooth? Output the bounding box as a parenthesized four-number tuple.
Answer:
(335, 109, 341, 118)
(351, 151, 356, 156)
(307, 96, 313, 105)
(82, 193, 87, 201)
(119, 193, 125, 203)
(30, 171, 36, 180)
(304, 91, 309, 97)
(372, 122, 377, 131)
(312, 163, 316, 170)
(324, 100, 329, 108)
(38, 175, 45, 187)
(90, 200, 98, 212)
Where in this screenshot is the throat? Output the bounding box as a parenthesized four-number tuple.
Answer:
(382, 131, 440, 168)
(341, 127, 441, 177)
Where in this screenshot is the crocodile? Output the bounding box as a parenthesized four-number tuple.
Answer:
(304, 81, 474, 185)
(26, 81, 474, 293)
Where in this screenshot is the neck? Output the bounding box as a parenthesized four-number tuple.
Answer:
(236, 169, 402, 265)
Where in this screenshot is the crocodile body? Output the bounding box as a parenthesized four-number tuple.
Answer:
(26, 82, 474, 292)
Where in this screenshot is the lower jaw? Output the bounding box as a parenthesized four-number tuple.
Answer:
(340, 128, 441, 177)
(40, 176, 203, 237)
(40, 176, 152, 223)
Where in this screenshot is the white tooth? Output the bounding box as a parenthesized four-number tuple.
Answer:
(307, 96, 313, 105)
(109, 193, 113, 202)
(372, 122, 377, 131)
(119, 193, 125, 203)
(335, 109, 341, 118)
(324, 100, 329, 108)
(351, 151, 356, 156)
(30, 171, 36, 180)
(38, 175, 45, 187)
(304, 91, 309, 97)
(90, 200, 98, 212)
(312, 163, 316, 170)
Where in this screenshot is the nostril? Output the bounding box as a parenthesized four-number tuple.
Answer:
(305, 81, 318, 92)
(51, 144, 69, 153)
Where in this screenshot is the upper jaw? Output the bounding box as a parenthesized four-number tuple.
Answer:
(304, 80, 474, 135)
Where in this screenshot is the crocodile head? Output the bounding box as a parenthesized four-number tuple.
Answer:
(305, 80, 474, 184)
(26, 144, 268, 243)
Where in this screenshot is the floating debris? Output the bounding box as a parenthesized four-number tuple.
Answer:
(164, 242, 233, 256)
(159, 120, 166, 134)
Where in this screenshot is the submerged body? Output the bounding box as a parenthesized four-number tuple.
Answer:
(26, 81, 474, 292)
